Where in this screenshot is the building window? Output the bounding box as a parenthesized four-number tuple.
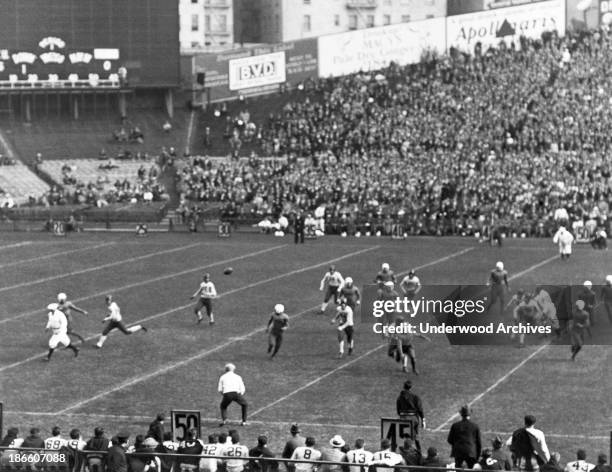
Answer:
(275, 14, 280, 32)
(401, 14, 410, 23)
(204, 15, 211, 32)
(191, 14, 199, 31)
(304, 0, 311, 3)
(366, 15, 374, 27)
(191, 0, 198, 3)
(334, 14, 340, 26)
(348, 14, 357, 30)
(425, 14, 434, 18)
(383, 14, 391, 25)
(218, 14, 227, 32)
(303, 14, 311, 32)
(191, 41, 200, 48)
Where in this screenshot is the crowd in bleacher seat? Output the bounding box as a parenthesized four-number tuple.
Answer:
(1, 419, 610, 472)
(184, 29, 612, 237)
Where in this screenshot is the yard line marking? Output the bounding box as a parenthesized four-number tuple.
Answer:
(250, 345, 385, 418)
(2, 246, 378, 378)
(0, 244, 287, 325)
(0, 241, 208, 294)
(0, 241, 33, 251)
(4, 411, 610, 440)
(397, 247, 474, 277)
(433, 253, 559, 432)
(0, 242, 116, 270)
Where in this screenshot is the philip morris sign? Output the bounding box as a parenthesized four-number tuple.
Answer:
(446, 0, 565, 52)
(228, 51, 286, 91)
(317, 18, 445, 78)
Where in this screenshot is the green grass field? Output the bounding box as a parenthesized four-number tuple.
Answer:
(0, 232, 610, 462)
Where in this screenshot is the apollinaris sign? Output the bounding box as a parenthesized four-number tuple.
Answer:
(446, 0, 566, 52)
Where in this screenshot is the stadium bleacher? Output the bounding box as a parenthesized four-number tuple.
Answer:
(0, 162, 50, 206)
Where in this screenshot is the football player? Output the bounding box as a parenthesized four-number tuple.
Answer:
(388, 316, 430, 374)
(511, 292, 541, 347)
(399, 270, 421, 299)
(345, 439, 374, 472)
(331, 298, 354, 358)
(95, 295, 147, 348)
(57, 292, 88, 344)
(375, 263, 396, 290)
(569, 300, 589, 361)
(267, 304, 289, 358)
(486, 261, 509, 316)
(339, 277, 361, 311)
(603, 275, 612, 324)
(45, 303, 79, 360)
(371, 439, 405, 472)
(290, 437, 321, 472)
(190, 273, 218, 324)
(319, 265, 344, 314)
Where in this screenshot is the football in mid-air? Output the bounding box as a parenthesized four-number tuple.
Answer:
(223, 267, 233, 275)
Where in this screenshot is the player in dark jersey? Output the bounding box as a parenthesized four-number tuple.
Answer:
(375, 263, 396, 290)
(267, 304, 289, 358)
(388, 316, 431, 374)
(603, 276, 612, 324)
(511, 292, 541, 347)
(57, 292, 88, 343)
(486, 262, 509, 316)
(569, 300, 590, 361)
(339, 277, 361, 311)
(578, 280, 596, 336)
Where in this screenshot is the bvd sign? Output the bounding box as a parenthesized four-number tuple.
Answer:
(229, 51, 286, 91)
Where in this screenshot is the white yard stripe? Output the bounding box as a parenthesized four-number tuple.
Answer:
(247, 247, 477, 418)
(432, 253, 559, 432)
(0, 241, 207, 293)
(0, 241, 33, 251)
(4, 410, 609, 441)
(0, 244, 287, 325)
(0, 242, 116, 270)
(250, 345, 385, 418)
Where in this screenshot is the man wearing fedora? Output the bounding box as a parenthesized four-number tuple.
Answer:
(320, 435, 347, 472)
(447, 405, 482, 469)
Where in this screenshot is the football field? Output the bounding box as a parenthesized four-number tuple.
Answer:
(0, 232, 610, 460)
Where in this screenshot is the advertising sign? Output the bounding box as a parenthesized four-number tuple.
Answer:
(446, 0, 565, 52)
(229, 52, 286, 91)
(317, 18, 446, 78)
(447, 0, 548, 16)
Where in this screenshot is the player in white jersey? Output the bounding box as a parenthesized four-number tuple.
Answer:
(331, 299, 354, 358)
(291, 437, 322, 472)
(400, 270, 421, 299)
(553, 226, 574, 260)
(345, 439, 374, 472)
(371, 439, 405, 472)
(45, 303, 79, 360)
(56, 292, 88, 343)
(564, 450, 595, 472)
(320, 265, 344, 314)
(191, 273, 218, 324)
(95, 295, 147, 348)
(222, 432, 249, 472)
(44, 427, 68, 450)
(200, 434, 222, 472)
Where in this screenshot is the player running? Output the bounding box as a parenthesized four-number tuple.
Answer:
(339, 277, 361, 311)
(267, 304, 289, 358)
(95, 295, 147, 349)
(57, 292, 88, 343)
(387, 316, 430, 374)
(553, 226, 574, 260)
(486, 261, 509, 316)
(400, 270, 421, 299)
(190, 273, 217, 324)
(331, 298, 354, 358)
(45, 303, 79, 361)
(375, 263, 396, 290)
(603, 275, 612, 324)
(510, 292, 541, 347)
(569, 300, 589, 361)
(319, 265, 344, 314)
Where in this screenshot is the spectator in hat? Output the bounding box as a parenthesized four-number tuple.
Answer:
(592, 454, 611, 472)
(447, 405, 482, 469)
(541, 452, 564, 472)
(282, 424, 306, 472)
(490, 436, 512, 470)
(320, 436, 347, 472)
(422, 447, 445, 472)
(147, 413, 165, 443)
(249, 435, 278, 472)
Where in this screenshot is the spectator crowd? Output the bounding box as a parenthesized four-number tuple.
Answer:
(178, 29, 612, 237)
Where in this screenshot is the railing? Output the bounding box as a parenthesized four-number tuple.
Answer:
(0, 447, 479, 472)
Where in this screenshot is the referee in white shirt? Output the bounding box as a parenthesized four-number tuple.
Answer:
(218, 363, 248, 426)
